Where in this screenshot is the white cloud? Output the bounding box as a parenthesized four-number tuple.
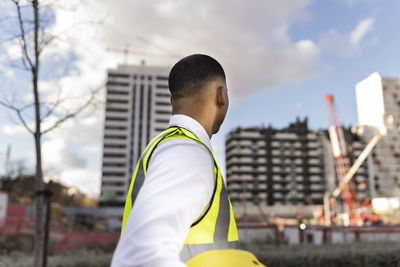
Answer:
(42, 138, 87, 168)
(350, 18, 375, 46)
(0, 65, 15, 78)
(2, 124, 33, 135)
(3, 40, 22, 60)
(0, 39, 20, 78)
(58, 168, 101, 197)
(46, 115, 103, 143)
(42, 0, 319, 101)
(41, 135, 101, 196)
(320, 17, 375, 57)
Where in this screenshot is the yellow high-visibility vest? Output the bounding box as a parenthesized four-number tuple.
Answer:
(121, 126, 238, 261)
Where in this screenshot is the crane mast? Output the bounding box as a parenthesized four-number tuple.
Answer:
(325, 94, 359, 223)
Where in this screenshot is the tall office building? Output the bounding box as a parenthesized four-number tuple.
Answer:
(100, 64, 171, 206)
(356, 73, 400, 197)
(225, 118, 371, 208)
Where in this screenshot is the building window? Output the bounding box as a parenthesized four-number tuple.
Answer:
(156, 93, 170, 98)
(102, 191, 118, 197)
(102, 172, 125, 177)
(107, 81, 129, 87)
(147, 84, 152, 143)
(156, 84, 169, 89)
(108, 73, 129, 78)
(102, 181, 124, 187)
(156, 76, 168, 81)
(104, 144, 126, 149)
(103, 153, 126, 158)
(107, 90, 129, 96)
(106, 107, 128, 113)
(103, 162, 126, 167)
(107, 99, 129, 104)
(104, 135, 127, 140)
(156, 101, 170, 106)
(155, 119, 169, 124)
(105, 116, 127, 121)
(155, 110, 171, 115)
(105, 126, 127, 131)
(137, 85, 144, 160)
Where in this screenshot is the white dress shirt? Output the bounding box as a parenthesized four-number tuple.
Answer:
(111, 114, 215, 267)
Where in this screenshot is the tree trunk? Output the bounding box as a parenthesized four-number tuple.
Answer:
(43, 183, 53, 267)
(32, 1, 44, 267)
(33, 132, 44, 267)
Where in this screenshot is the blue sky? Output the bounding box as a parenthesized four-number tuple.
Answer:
(221, 0, 399, 130)
(0, 0, 399, 196)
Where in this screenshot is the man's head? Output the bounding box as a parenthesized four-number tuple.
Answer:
(169, 54, 229, 135)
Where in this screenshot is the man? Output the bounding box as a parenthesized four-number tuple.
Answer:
(111, 54, 238, 267)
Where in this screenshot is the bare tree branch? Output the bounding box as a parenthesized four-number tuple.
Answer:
(0, 100, 34, 134)
(2, 33, 24, 43)
(5, 59, 31, 71)
(2, 33, 31, 71)
(38, 33, 56, 54)
(40, 87, 62, 120)
(20, 102, 35, 111)
(41, 85, 103, 134)
(11, 0, 35, 70)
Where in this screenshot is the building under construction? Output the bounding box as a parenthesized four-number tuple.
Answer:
(225, 118, 371, 210)
(356, 74, 400, 198)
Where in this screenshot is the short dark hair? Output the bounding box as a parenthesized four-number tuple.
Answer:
(168, 54, 226, 99)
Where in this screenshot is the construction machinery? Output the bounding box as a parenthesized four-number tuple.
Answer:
(325, 94, 384, 226)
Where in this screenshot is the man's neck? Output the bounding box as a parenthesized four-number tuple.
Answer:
(172, 110, 213, 138)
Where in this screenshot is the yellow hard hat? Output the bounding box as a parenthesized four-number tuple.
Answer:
(187, 249, 266, 267)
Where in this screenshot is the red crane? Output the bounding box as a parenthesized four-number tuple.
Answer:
(325, 94, 385, 226)
(325, 95, 359, 224)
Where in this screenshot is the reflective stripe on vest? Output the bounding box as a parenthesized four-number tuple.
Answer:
(121, 127, 238, 262)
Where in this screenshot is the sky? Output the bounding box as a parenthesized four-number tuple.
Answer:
(0, 0, 399, 197)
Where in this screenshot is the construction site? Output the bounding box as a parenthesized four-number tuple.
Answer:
(229, 73, 400, 230)
(2, 0, 400, 266)
(1, 71, 400, 266)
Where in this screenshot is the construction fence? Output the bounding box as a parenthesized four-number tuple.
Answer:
(0, 205, 121, 253)
(237, 222, 400, 245)
(3, 204, 400, 254)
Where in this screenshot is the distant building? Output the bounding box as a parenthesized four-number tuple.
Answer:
(356, 73, 400, 197)
(225, 118, 371, 209)
(100, 64, 171, 206)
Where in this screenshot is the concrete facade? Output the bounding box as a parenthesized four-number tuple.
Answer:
(100, 64, 171, 206)
(356, 74, 400, 198)
(226, 118, 371, 212)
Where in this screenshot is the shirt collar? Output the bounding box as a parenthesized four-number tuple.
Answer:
(168, 114, 213, 152)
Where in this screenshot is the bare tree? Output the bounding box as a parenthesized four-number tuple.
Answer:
(0, 1, 102, 266)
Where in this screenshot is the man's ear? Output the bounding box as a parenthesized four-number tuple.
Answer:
(216, 86, 226, 106)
